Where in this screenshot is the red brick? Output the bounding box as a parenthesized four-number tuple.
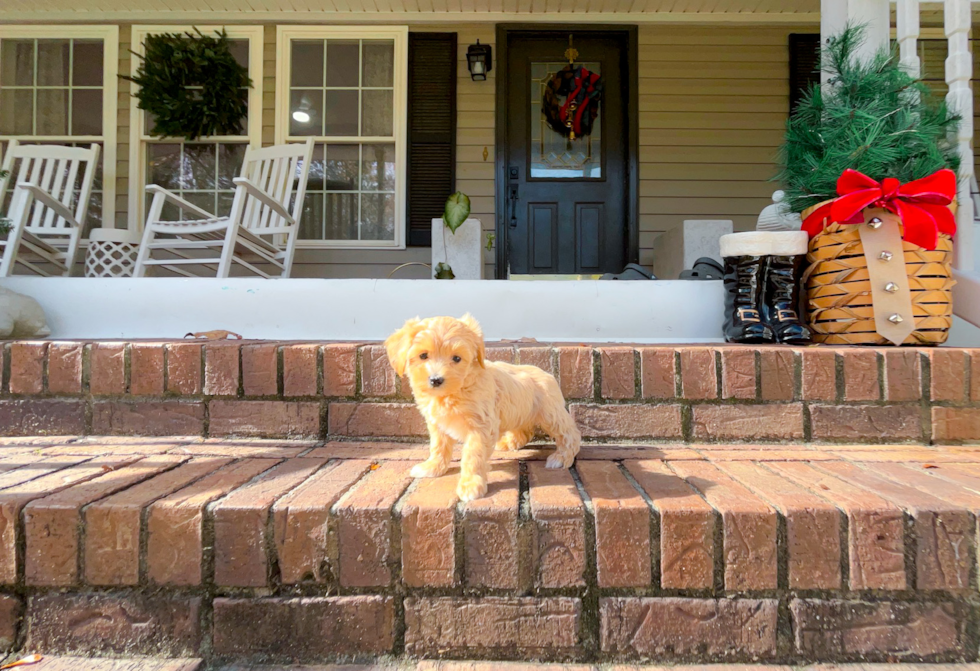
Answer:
(166, 342, 202, 395)
(0, 595, 21, 650)
(577, 461, 650, 588)
(212, 457, 326, 587)
(9, 342, 46, 394)
(485, 346, 515, 363)
(46, 342, 83, 394)
(692, 403, 803, 441)
(0, 399, 85, 436)
(718, 461, 842, 589)
(204, 342, 240, 396)
(328, 402, 426, 437)
(843, 349, 880, 401)
(400, 470, 460, 588)
(819, 460, 973, 591)
(212, 596, 394, 658)
(527, 462, 586, 588)
(92, 400, 205, 436)
(930, 348, 968, 402)
(600, 347, 635, 399)
(760, 348, 795, 401)
(558, 346, 594, 400)
(680, 348, 717, 400)
(241, 343, 278, 396)
(885, 349, 922, 401)
(639, 347, 676, 399)
(464, 461, 520, 589)
(571, 404, 683, 439)
(83, 457, 232, 586)
(273, 459, 372, 584)
(209, 400, 320, 438)
(24, 455, 184, 586)
(669, 461, 776, 590)
(361, 344, 399, 397)
(811, 405, 922, 441)
(334, 460, 414, 587)
(404, 597, 580, 658)
(600, 597, 778, 658)
(791, 599, 967, 659)
(517, 346, 554, 374)
(322, 343, 357, 397)
(769, 461, 906, 590)
(932, 407, 980, 442)
(128, 343, 165, 396)
(146, 458, 280, 586)
(625, 460, 715, 590)
(89, 343, 126, 395)
(972, 351, 980, 402)
(282, 344, 319, 397)
(27, 593, 201, 656)
(801, 348, 837, 401)
(720, 347, 756, 400)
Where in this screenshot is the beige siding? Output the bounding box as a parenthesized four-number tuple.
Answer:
(116, 25, 131, 229)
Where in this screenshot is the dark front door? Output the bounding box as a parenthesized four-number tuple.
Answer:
(500, 30, 633, 276)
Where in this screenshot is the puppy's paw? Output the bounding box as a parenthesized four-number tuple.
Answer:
(495, 431, 525, 452)
(410, 458, 449, 479)
(456, 475, 488, 502)
(546, 451, 575, 469)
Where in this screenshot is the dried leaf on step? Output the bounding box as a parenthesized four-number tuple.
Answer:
(923, 464, 938, 469)
(818, 484, 830, 490)
(184, 330, 243, 340)
(1, 655, 43, 669)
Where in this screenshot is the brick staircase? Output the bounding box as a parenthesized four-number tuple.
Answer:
(0, 340, 979, 665)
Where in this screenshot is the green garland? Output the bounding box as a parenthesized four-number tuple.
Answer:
(125, 29, 252, 141)
(776, 24, 960, 214)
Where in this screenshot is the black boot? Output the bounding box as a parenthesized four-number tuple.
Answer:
(723, 255, 774, 343)
(764, 255, 811, 344)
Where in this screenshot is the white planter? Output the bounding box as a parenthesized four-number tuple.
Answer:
(431, 217, 483, 280)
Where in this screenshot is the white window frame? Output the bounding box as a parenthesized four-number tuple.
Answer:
(0, 24, 119, 229)
(276, 25, 408, 250)
(128, 25, 264, 233)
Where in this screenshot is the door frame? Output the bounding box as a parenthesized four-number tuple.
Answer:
(493, 24, 640, 279)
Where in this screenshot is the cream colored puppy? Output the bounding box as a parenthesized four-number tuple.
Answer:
(385, 314, 581, 501)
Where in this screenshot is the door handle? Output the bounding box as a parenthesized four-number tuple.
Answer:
(509, 184, 519, 228)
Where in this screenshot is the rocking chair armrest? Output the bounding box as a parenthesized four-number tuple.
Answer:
(16, 182, 81, 227)
(232, 177, 295, 225)
(145, 184, 217, 221)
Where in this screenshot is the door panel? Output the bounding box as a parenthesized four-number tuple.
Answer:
(530, 203, 557, 269)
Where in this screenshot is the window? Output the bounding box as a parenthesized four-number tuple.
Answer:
(0, 25, 118, 232)
(277, 26, 408, 249)
(129, 25, 263, 229)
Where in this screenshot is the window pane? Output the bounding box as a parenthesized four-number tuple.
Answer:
(291, 41, 324, 87)
(36, 89, 70, 135)
(182, 191, 216, 218)
(217, 191, 236, 218)
(289, 89, 322, 136)
(217, 143, 247, 188)
(147, 143, 182, 190)
(326, 40, 359, 87)
(324, 144, 359, 190)
(71, 88, 102, 135)
(361, 90, 392, 136)
(324, 192, 357, 239)
(360, 192, 395, 240)
(36, 40, 70, 86)
(324, 90, 358, 136)
(299, 192, 324, 240)
(182, 144, 217, 190)
(361, 143, 395, 191)
(227, 39, 249, 70)
(0, 89, 32, 134)
(72, 40, 103, 86)
(362, 41, 394, 87)
(0, 40, 34, 87)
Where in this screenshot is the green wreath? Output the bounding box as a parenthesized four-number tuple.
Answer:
(125, 29, 252, 141)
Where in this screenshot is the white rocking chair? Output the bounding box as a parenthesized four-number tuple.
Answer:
(134, 138, 314, 278)
(0, 141, 101, 277)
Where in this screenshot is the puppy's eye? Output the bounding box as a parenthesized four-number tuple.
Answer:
(419, 353, 428, 360)
(452, 355, 462, 363)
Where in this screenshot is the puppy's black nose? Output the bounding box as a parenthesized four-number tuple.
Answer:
(429, 376, 445, 388)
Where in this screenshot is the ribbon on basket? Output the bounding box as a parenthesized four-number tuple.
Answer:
(801, 168, 957, 251)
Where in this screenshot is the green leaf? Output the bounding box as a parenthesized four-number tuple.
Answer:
(434, 262, 456, 279)
(442, 192, 471, 234)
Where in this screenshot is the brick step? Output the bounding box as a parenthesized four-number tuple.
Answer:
(6, 657, 200, 671)
(2, 341, 978, 443)
(0, 438, 978, 662)
(18, 663, 980, 671)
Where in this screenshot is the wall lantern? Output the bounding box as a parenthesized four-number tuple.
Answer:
(467, 40, 492, 81)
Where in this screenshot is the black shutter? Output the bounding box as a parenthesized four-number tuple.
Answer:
(407, 33, 457, 247)
(789, 33, 820, 115)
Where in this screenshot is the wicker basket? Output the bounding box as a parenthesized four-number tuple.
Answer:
(802, 202, 954, 345)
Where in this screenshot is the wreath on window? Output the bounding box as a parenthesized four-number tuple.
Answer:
(125, 29, 252, 141)
(542, 65, 603, 140)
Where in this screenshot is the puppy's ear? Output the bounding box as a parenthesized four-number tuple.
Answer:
(385, 317, 423, 377)
(459, 313, 485, 368)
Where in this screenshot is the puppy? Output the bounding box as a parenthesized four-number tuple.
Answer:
(385, 314, 581, 501)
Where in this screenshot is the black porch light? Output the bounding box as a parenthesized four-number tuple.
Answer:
(467, 40, 492, 81)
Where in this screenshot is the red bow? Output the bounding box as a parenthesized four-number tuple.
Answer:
(801, 168, 957, 250)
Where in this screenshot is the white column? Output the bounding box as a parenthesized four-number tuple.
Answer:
(821, 0, 890, 83)
(896, 0, 921, 78)
(945, 0, 974, 271)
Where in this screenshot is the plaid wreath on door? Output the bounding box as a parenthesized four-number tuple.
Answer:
(542, 64, 603, 140)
